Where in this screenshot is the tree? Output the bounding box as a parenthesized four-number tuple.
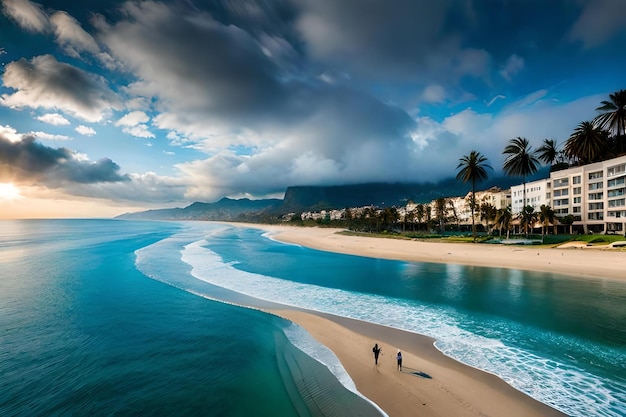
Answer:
(559, 214, 576, 235)
(563, 121, 610, 164)
(495, 206, 513, 239)
(456, 150, 492, 241)
(415, 204, 425, 231)
(502, 137, 539, 214)
(518, 205, 537, 237)
(480, 201, 497, 234)
(594, 89, 626, 154)
(435, 197, 447, 235)
(537, 138, 563, 171)
(538, 204, 556, 238)
(448, 199, 460, 231)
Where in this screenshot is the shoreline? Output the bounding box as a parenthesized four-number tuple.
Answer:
(250, 224, 626, 282)
(219, 222, 623, 416)
(267, 308, 565, 417)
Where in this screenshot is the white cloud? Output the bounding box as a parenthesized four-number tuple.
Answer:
(75, 125, 96, 136)
(115, 111, 154, 138)
(116, 111, 150, 127)
(31, 131, 71, 140)
(122, 125, 154, 139)
(499, 54, 524, 81)
(50, 11, 100, 57)
(37, 113, 70, 125)
(0, 124, 23, 142)
(1, 54, 121, 122)
(1, 0, 49, 33)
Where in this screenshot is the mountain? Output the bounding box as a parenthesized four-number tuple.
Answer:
(117, 169, 549, 221)
(280, 169, 548, 213)
(116, 197, 283, 221)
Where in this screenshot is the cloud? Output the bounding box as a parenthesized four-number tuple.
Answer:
(0, 131, 129, 186)
(1, 54, 121, 122)
(421, 85, 447, 103)
(115, 111, 154, 138)
(568, 0, 626, 48)
(499, 54, 524, 81)
(0, 124, 22, 143)
(75, 125, 96, 136)
(31, 131, 71, 141)
(37, 113, 70, 125)
(295, 0, 490, 84)
(1, 0, 49, 33)
(50, 11, 100, 58)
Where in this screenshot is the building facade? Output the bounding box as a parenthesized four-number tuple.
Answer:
(510, 179, 551, 214)
(549, 154, 626, 234)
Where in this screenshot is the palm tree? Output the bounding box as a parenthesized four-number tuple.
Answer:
(594, 89, 626, 154)
(456, 150, 492, 241)
(415, 204, 425, 231)
(480, 202, 497, 234)
(495, 206, 513, 239)
(563, 121, 610, 164)
(538, 204, 556, 239)
(537, 138, 564, 170)
(435, 197, 447, 235)
(502, 137, 539, 214)
(518, 205, 537, 237)
(559, 214, 576, 235)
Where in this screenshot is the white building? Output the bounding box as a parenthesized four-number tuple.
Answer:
(510, 179, 551, 214)
(549, 154, 626, 234)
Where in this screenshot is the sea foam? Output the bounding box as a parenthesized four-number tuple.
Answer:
(176, 238, 626, 417)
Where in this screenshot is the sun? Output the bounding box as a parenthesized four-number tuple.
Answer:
(0, 183, 21, 201)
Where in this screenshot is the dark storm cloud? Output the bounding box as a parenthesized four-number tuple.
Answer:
(0, 133, 129, 185)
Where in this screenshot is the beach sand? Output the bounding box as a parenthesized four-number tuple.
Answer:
(228, 223, 625, 416)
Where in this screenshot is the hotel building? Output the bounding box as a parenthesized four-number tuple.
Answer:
(510, 154, 626, 234)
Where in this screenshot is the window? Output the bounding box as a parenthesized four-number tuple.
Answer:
(608, 164, 626, 177)
(608, 177, 626, 188)
(588, 192, 603, 200)
(589, 182, 603, 191)
(589, 171, 603, 180)
(608, 199, 626, 208)
(553, 178, 569, 187)
(573, 197, 581, 204)
(573, 206, 581, 213)
(588, 202, 604, 210)
(573, 176, 581, 184)
(573, 187, 581, 195)
(608, 188, 626, 198)
(588, 212, 604, 220)
(554, 198, 569, 206)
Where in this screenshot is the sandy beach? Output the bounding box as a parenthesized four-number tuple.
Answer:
(230, 223, 625, 416)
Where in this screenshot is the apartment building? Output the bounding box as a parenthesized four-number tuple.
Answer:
(510, 179, 551, 214)
(510, 154, 626, 234)
(549, 154, 626, 234)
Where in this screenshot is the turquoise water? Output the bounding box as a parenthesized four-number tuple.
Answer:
(0, 220, 380, 417)
(1, 220, 625, 416)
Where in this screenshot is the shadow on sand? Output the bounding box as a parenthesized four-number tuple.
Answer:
(401, 366, 432, 379)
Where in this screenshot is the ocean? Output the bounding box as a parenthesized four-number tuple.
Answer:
(1, 220, 625, 416)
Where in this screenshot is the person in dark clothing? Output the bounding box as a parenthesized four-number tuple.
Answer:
(372, 343, 382, 365)
(396, 350, 403, 371)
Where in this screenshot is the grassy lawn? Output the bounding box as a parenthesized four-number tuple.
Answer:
(337, 229, 626, 247)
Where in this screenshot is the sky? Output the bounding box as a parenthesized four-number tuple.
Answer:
(1, 0, 625, 219)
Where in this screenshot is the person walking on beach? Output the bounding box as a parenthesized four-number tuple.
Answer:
(396, 350, 403, 371)
(372, 343, 382, 366)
